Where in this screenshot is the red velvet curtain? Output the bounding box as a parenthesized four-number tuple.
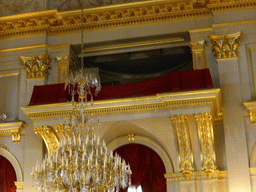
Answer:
(0, 156, 17, 192)
(29, 69, 214, 106)
(114, 144, 167, 192)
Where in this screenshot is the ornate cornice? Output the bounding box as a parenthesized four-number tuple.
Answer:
(0, 122, 25, 143)
(21, 88, 222, 122)
(207, 0, 256, 13)
(165, 170, 227, 182)
(0, 1, 254, 40)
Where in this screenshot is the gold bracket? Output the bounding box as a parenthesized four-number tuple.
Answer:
(34, 126, 59, 153)
(0, 122, 24, 143)
(195, 112, 217, 179)
(171, 115, 195, 179)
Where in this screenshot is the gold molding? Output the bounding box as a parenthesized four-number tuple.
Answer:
(0, 146, 23, 181)
(189, 40, 206, 70)
(0, 122, 25, 143)
(14, 181, 24, 190)
(243, 101, 256, 124)
(83, 37, 184, 54)
(0, 2, 208, 40)
(34, 126, 59, 153)
(207, 1, 256, 13)
(0, 72, 19, 77)
(0, 1, 254, 40)
(21, 54, 52, 79)
(21, 88, 223, 121)
(195, 112, 217, 178)
(0, 144, 8, 151)
(171, 115, 194, 179)
(209, 32, 242, 60)
(0, 44, 47, 53)
(165, 170, 227, 182)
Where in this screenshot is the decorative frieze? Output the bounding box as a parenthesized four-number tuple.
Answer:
(209, 32, 242, 60)
(195, 112, 217, 178)
(34, 126, 59, 153)
(189, 41, 206, 69)
(21, 54, 52, 79)
(171, 115, 195, 179)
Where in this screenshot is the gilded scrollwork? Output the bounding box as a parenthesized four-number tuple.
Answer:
(34, 126, 59, 153)
(21, 54, 52, 79)
(209, 32, 242, 59)
(171, 115, 194, 179)
(195, 113, 217, 178)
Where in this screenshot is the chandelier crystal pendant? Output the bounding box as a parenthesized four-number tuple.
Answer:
(31, 112, 132, 192)
(31, 3, 132, 192)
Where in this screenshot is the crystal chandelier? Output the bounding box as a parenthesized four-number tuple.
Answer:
(31, 4, 132, 192)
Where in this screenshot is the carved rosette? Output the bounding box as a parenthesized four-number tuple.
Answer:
(189, 41, 206, 69)
(171, 115, 194, 179)
(209, 32, 242, 59)
(195, 113, 217, 178)
(21, 54, 52, 79)
(34, 126, 59, 153)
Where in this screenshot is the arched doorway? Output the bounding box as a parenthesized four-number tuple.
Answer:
(0, 155, 17, 192)
(114, 144, 167, 192)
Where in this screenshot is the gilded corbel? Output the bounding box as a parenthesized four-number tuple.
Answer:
(34, 126, 59, 153)
(195, 113, 217, 178)
(171, 115, 195, 179)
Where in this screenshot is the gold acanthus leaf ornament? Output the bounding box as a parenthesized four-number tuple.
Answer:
(195, 113, 217, 178)
(34, 126, 59, 153)
(171, 115, 195, 179)
(209, 32, 242, 59)
(21, 54, 52, 79)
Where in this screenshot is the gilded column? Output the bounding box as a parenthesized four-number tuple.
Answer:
(195, 113, 217, 178)
(209, 32, 251, 192)
(171, 115, 194, 179)
(56, 56, 72, 83)
(189, 41, 206, 70)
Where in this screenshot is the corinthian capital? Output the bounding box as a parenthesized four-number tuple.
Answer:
(21, 54, 52, 79)
(209, 32, 242, 60)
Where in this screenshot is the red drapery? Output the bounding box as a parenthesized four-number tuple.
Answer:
(29, 69, 213, 105)
(0, 156, 17, 192)
(114, 144, 167, 192)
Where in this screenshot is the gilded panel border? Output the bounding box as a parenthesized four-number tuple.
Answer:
(21, 88, 222, 121)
